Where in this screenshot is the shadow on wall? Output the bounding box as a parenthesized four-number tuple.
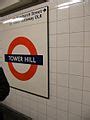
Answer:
(0, 103, 32, 120)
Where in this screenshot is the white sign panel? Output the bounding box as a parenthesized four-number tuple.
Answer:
(1, 6, 49, 98)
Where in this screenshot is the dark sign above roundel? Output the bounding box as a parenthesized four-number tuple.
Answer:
(6, 36, 38, 81)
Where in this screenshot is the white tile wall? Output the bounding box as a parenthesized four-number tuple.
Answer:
(57, 47, 69, 60)
(69, 89, 82, 103)
(47, 105, 57, 119)
(49, 35, 56, 48)
(57, 73, 68, 87)
(69, 113, 82, 120)
(69, 75, 83, 90)
(57, 86, 68, 99)
(84, 47, 90, 62)
(50, 73, 56, 84)
(84, 1, 90, 16)
(70, 3, 84, 18)
(70, 62, 83, 76)
(70, 47, 83, 61)
(57, 98, 68, 111)
(69, 101, 81, 115)
(85, 16, 90, 31)
(57, 61, 69, 74)
(57, 7, 69, 20)
(70, 32, 84, 47)
(85, 32, 90, 46)
(84, 62, 90, 77)
(82, 104, 90, 119)
(38, 114, 46, 120)
(83, 77, 90, 91)
(47, 96, 56, 108)
(57, 34, 69, 47)
(57, 110, 67, 120)
(70, 17, 84, 33)
(2, 0, 90, 120)
(57, 19, 69, 34)
(50, 48, 56, 60)
(83, 91, 90, 105)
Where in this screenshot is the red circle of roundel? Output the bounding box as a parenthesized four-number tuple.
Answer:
(7, 37, 38, 81)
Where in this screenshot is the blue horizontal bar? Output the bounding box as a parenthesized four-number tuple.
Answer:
(5, 54, 43, 65)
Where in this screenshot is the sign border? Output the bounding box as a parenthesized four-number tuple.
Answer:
(8, 6, 49, 99)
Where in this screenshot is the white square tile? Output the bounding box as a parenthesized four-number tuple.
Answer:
(57, 34, 69, 47)
(85, 16, 90, 31)
(57, 86, 68, 99)
(85, 32, 90, 46)
(70, 3, 83, 18)
(22, 97, 30, 108)
(83, 77, 90, 91)
(38, 114, 46, 120)
(57, 7, 69, 20)
(58, 0, 70, 4)
(57, 0, 65, 4)
(30, 110, 38, 120)
(16, 90, 23, 96)
(70, 32, 83, 47)
(69, 113, 82, 120)
(47, 96, 56, 108)
(57, 61, 69, 74)
(49, 9, 56, 22)
(57, 98, 68, 111)
(84, 47, 90, 62)
(69, 89, 82, 103)
(10, 93, 17, 102)
(47, 116, 56, 120)
(37, 97, 46, 104)
(49, 2, 57, 10)
(22, 106, 30, 117)
(16, 106, 23, 114)
(50, 48, 56, 60)
(16, 96, 23, 109)
(57, 47, 69, 60)
(57, 110, 67, 120)
(57, 73, 68, 87)
(70, 47, 83, 61)
(47, 106, 56, 118)
(84, 2, 90, 16)
(50, 73, 56, 84)
(29, 100, 38, 111)
(57, 0, 63, 4)
(50, 0, 58, 3)
(70, 62, 83, 76)
(49, 22, 56, 35)
(69, 101, 81, 115)
(82, 104, 90, 118)
(49, 35, 56, 48)
(38, 103, 46, 114)
(50, 84, 56, 97)
(50, 60, 56, 73)
(84, 62, 90, 77)
(69, 75, 83, 90)
(70, 17, 83, 33)
(82, 104, 90, 113)
(83, 91, 90, 105)
(57, 19, 69, 34)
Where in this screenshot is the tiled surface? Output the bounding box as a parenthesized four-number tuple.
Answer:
(1, 0, 90, 120)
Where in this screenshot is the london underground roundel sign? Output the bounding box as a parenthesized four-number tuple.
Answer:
(7, 37, 38, 81)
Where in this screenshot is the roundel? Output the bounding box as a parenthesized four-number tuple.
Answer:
(7, 37, 38, 81)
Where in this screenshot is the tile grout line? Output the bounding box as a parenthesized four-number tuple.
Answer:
(67, 3, 71, 120)
(81, 1, 85, 120)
